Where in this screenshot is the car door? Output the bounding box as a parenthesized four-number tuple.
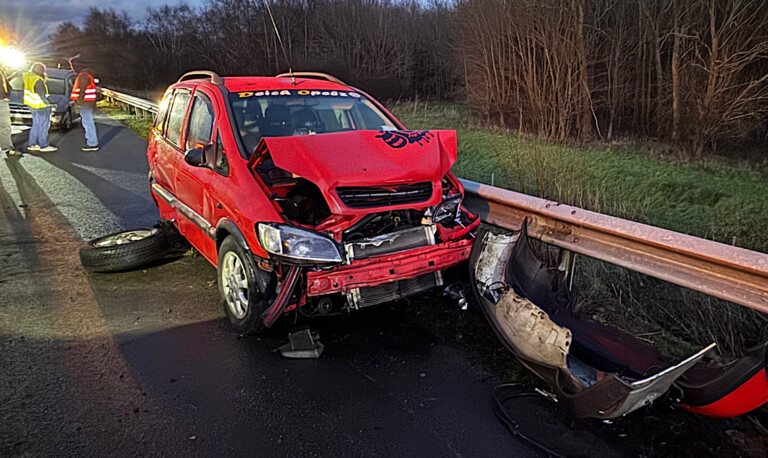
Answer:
(153, 89, 190, 196)
(174, 89, 219, 262)
(67, 74, 79, 119)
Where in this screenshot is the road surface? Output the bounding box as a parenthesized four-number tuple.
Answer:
(0, 114, 541, 456)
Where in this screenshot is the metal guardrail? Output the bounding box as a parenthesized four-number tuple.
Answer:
(100, 88, 159, 116)
(100, 88, 768, 315)
(461, 179, 768, 315)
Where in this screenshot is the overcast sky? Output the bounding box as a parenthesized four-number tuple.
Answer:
(0, 0, 205, 50)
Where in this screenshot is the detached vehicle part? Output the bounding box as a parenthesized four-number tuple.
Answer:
(79, 228, 170, 273)
(470, 222, 768, 419)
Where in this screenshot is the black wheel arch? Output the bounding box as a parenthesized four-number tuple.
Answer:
(215, 218, 251, 253)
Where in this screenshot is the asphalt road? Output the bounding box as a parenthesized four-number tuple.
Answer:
(0, 114, 545, 457)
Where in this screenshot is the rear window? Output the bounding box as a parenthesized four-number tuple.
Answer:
(228, 90, 397, 156)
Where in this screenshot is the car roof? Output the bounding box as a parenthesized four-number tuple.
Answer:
(45, 68, 76, 79)
(174, 76, 354, 94)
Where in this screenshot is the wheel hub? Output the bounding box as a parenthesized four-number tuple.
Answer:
(221, 251, 249, 319)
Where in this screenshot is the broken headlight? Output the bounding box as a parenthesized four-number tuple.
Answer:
(433, 194, 462, 223)
(257, 223, 343, 264)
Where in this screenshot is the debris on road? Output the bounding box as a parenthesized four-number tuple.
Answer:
(471, 221, 768, 419)
(276, 328, 325, 359)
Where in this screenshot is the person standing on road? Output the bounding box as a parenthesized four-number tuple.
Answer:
(0, 66, 21, 156)
(23, 62, 57, 153)
(71, 67, 99, 151)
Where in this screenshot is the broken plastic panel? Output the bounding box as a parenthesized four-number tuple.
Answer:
(470, 222, 768, 419)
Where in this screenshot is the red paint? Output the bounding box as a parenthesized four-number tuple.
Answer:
(306, 240, 473, 295)
(681, 368, 768, 418)
(255, 130, 457, 215)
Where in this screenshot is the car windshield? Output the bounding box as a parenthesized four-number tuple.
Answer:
(7, 75, 65, 95)
(229, 90, 398, 156)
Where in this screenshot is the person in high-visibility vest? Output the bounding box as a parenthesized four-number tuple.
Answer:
(23, 62, 57, 152)
(0, 64, 21, 156)
(71, 67, 99, 151)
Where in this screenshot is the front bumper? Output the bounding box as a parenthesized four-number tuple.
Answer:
(10, 107, 59, 125)
(306, 238, 473, 296)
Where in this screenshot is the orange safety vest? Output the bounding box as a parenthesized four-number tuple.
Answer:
(71, 73, 97, 102)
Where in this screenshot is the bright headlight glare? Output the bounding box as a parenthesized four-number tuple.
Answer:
(257, 223, 342, 263)
(0, 46, 25, 70)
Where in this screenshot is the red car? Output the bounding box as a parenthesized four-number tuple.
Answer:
(147, 71, 479, 334)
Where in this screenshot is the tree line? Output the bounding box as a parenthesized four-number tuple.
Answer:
(50, 0, 768, 159)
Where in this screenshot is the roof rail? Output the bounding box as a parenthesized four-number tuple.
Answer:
(177, 70, 222, 85)
(275, 72, 346, 86)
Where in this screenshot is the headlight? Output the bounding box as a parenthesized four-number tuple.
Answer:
(257, 223, 342, 264)
(433, 194, 462, 223)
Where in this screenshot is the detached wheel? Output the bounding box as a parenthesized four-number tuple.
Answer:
(218, 236, 276, 335)
(79, 228, 169, 273)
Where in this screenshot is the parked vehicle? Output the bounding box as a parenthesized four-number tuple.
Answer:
(8, 68, 80, 130)
(147, 71, 479, 334)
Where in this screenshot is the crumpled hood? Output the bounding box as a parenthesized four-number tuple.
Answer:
(258, 130, 458, 214)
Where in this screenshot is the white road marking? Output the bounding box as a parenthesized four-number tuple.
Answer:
(0, 157, 26, 218)
(19, 155, 122, 240)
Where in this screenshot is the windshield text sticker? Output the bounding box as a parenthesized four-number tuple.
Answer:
(238, 90, 361, 98)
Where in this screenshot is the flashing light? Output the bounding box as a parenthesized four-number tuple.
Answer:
(0, 44, 25, 70)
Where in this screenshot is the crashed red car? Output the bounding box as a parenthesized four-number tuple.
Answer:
(147, 71, 478, 334)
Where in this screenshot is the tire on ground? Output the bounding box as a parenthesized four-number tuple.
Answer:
(217, 236, 276, 335)
(79, 227, 170, 273)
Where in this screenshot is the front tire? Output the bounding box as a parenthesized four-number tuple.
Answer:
(218, 236, 276, 335)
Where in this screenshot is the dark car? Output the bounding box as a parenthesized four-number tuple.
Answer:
(147, 71, 479, 335)
(8, 68, 80, 131)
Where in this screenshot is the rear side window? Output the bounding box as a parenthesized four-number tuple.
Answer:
(186, 94, 214, 151)
(166, 91, 190, 147)
(154, 92, 172, 134)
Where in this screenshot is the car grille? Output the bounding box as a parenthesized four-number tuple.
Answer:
(344, 226, 434, 261)
(352, 272, 443, 308)
(336, 182, 433, 209)
(10, 103, 30, 117)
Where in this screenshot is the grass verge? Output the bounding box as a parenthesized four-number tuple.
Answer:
(97, 100, 153, 139)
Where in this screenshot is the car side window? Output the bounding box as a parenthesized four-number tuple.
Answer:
(154, 92, 172, 134)
(186, 94, 214, 151)
(166, 91, 190, 147)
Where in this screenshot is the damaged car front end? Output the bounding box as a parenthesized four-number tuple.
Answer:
(470, 222, 768, 419)
(248, 129, 479, 322)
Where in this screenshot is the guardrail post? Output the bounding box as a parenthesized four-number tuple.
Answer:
(557, 249, 576, 290)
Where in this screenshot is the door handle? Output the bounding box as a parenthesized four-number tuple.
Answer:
(216, 203, 223, 210)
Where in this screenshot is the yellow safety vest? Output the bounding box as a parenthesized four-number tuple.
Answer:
(23, 72, 48, 109)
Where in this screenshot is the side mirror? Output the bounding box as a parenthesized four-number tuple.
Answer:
(184, 146, 206, 167)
